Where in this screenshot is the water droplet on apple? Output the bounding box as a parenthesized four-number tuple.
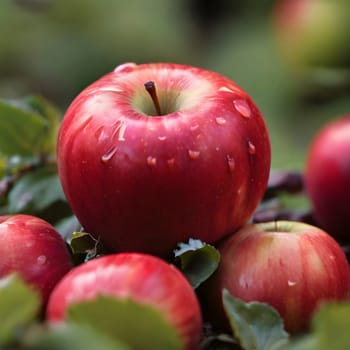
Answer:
(158, 136, 167, 141)
(118, 123, 127, 141)
(111, 119, 127, 142)
(288, 280, 297, 286)
(95, 126, 109, 142)
(80, 115, 93, 131)
(215, 117, 227, 125)
(98, 86, 123, 93)
(248, 141, 256, 155)
(147, 156, 157, 167)
(114, 62, 137, 73)
(188, 150, 201, 160)
(226, 154, 235, 172)
(233, 99, 252, 118)
(37, 255, 47, 265)
(101, 147, 118, 163)
(218, 86, 237, 93)
(190, 124, 199, 131)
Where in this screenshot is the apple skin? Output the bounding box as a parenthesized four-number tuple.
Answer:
(0, 214, 72, 306)
(201, 220, 350, 334)
(57, 62, 271, 256)
(305, 115, 350, 242)
(46, 252, 202, 350)
(272, 0, 350, 70)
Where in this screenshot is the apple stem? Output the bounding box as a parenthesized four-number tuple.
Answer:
(144, 81, 162, 115)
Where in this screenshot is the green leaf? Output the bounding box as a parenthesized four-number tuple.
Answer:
(0, 96, 59, 157)
(0, 274, 40, 345)
(174, 238, 220, 289)
(68, 232, 99, 254)
(18, 95, 61, 155)
(67, 296, 183, 350)
(24, 322, 131, 350)
(68, 231, 105, 263)
(8, 165, 66, 214)
(288, 301, 350, 350)
(199, 333, 239, 350)
(222, 289, 289, 350)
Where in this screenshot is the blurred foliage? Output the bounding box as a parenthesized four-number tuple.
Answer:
(0, 96, 75, 236)
(0, 0, 350, 172)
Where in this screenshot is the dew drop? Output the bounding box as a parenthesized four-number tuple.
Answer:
(233, 99, 252, 118)
(147, 156, 157, 166)
(37, 255, 47, 265)
(94, 126, 109, 142)
(248, 141, 256, 155)
(226, 155, 236, 172)
(188, 150, 201, 160)
(190, 123, 199, 131)
(118, 122, 127, 141)
(114, 62, 137, 73)
(218, 86, 238, 93)
(215, 117, 227, 125)
(111, 119, 127, 142)
(98, 86, 123, 93)
(158, 135, 167, 141)
(101, 147, 118, 163)
(80, 115, 93, 132)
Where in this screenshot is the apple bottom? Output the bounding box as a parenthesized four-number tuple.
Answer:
(200, 221, 350, 334)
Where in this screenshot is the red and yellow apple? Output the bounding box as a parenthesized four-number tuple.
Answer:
(57, 62, 271, 256)
(0, 214, 72, 306)
(202, 220, 350, 334)
(46, 252, 202, 350)
(305, 114, 350, 242)
(272, 0, 350, 70)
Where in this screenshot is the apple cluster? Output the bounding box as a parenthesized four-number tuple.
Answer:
(1, 62, 350, 348)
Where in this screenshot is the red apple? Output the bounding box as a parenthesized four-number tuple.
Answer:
(57, 62, 271, 256)
(46, 252, 202, 350)
(0, 214, 72, 306)
(305, 114, 350, 242)
(202, 220, 350, 334)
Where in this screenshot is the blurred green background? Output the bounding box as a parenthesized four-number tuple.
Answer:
(1, 0, 350, 171)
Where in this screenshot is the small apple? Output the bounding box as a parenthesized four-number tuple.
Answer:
(272, 0, 350, 70)
(202, 220, 350, 334)
(305, 114, 350, 242)
(57, 62, 271, 256)
(0, 214, 72, 306)
(46, 252, 202, 350)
